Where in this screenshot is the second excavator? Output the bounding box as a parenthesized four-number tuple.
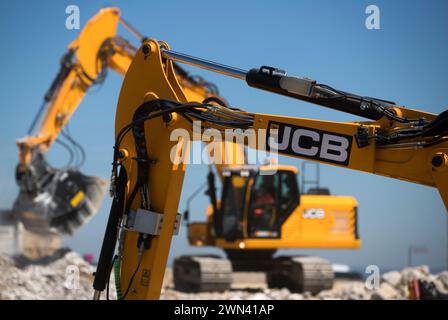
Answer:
(12, 8, 216, 236)
(176, 157, 359, 294)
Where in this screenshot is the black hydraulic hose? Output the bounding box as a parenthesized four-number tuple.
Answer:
(93, 167, 127, 294)
(61, 128, 86, 168)
(27, 100, 48, 135)
(44, 50, 76, 102)
(27, 50, 75, 135)
(422, 109, 448, 137)
(55, 138, 75, 168)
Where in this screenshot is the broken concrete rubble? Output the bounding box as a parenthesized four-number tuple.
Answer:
(0, 249, 447, 300)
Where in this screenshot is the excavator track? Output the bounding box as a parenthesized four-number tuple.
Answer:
(173, 255, 232, 292)
(267, 256, 334, 294)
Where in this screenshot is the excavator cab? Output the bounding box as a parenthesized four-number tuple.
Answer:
(213, 165, 299, 241)
(180, 165, 339, 293)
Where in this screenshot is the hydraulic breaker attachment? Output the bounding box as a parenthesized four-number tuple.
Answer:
(14, 151, 106, 235)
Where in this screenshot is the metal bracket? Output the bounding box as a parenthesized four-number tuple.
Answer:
(128, 209, 182, 236)
(128, 209, 164, 235)
(355, 126, 370, 148)
(279, 75, 315, 97)
(173, 213, 182, 235)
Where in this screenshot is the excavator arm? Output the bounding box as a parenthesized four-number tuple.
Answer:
(13, 8, 217, 235)
(13, 8, 132, 235)
(92, 39, 447, 300)
(18, 8, 130, 168)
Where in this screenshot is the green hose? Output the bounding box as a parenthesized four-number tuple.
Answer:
(114, 256, 124, 300)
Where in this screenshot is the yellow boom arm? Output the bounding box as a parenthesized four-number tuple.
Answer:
(17, 8, 215, 171)
(92, 39, 447, 300)
(13, 8, 220, 236)
(17, 8, 130, 169)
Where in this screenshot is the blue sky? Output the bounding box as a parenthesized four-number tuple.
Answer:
(0, 0, 447, 272)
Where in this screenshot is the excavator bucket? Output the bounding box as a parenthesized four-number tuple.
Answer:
(13, 152, 107, 235)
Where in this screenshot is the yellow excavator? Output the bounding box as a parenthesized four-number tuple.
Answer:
(88, 15, 447, 301)
(176, 160, 359, 293)
(12, 8, 447, 300)
(11, 8, 359, 293)
(13, 8, 216, 235)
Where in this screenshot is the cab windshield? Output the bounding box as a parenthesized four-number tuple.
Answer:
(217, 170, 299, 240)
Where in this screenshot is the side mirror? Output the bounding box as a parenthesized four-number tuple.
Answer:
(183, 209, 189, 225)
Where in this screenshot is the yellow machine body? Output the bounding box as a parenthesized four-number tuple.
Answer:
(15, 7, 447, 300)
(187, 166, 360, 250)
(112, 39, 447, 299)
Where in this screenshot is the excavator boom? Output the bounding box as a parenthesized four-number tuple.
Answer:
(13, 8, 217, 236)
(13, 8, 133, 235)
(19, 8, 128, 164)
(165, 46, 448, 208)
(92, 39, 447, 300)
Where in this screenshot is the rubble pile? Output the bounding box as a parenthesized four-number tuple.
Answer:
(0, 249, 96, 300)
(0, 249, 447, 300)
(162, 266, 448, 300)
(161, 288, 307, 300)
(317, 266, 448, 300)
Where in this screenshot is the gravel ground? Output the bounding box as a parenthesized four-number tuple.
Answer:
(1, 249, 447, 300)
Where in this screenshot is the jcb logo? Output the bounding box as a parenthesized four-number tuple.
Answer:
(267, 122, 352, 165)
(303, 208, 325, 219)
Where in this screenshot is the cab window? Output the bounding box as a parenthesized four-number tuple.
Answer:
(249, 174, 278, 237)
(248, 171, 299, 238)
(278, 171, 299, 222)
(219, 175, 248, 239)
